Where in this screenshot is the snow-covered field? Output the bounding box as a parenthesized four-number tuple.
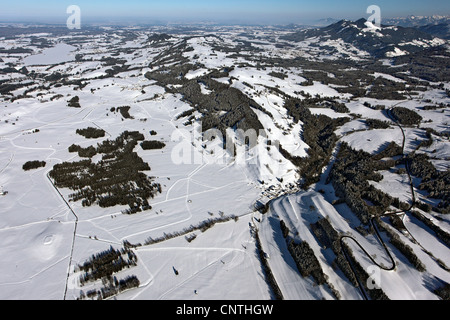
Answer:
(0, 72, 270, 299)
(260, 190, 450, 300)
(0, 23, 449, 300)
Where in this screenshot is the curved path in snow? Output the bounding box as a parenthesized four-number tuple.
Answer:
(337, 104, 419, 300)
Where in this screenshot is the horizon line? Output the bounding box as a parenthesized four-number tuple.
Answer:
(1, 13, 449, 28)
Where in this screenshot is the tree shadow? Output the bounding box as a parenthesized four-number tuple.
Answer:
(422, 274, 448, 299)
(268, 215, 298, 274)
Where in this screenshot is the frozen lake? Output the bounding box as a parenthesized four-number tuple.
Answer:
(23, 43, 76, 66)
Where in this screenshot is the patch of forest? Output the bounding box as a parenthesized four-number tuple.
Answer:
(0, 82, 30, 96)
(146, 65, 268, 137)
(389, 107, 423, 126)
(116, 106, 134, 119)
(279, 220, 341, 299)
(76, 245, 138, 285)
(67, 96, 81, 108)
(147, 33, 172, 43)
(392, 46, 450, 82)
(144, 41, 271, 141)
(407, 152, 449, 214)
(310, 217, 389, 300)
(282, 98, 350, 187)
(365, 118, 391, 130)
(247, 52, 431, 100)
(325, 142, 447, 274)
(76, 245, 140, 300)
(22, 160, 46, 171)
(140, 140, 166, 150)
(49, 130, 161, 213)
(327, 141, 407, 225)
(76, 127, 106, 139)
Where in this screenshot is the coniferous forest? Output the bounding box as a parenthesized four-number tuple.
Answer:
(22, 160, 46, 171)
(76, 245, 140, 300)
(49, 130, 162, 213)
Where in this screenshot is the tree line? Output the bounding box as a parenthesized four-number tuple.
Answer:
(140, 140, 166, 150)
(142, 215, 239, 246)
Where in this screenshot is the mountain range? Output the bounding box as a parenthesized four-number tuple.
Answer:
(383, 15, 450, 27)
(282, 18, 447, 58)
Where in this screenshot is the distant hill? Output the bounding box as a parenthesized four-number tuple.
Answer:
(418, 22, 450, 40)
(380, 15, 450, 40)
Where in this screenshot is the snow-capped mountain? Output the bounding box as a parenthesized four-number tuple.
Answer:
(282, 18, 447, 58)
(381, 15, 450, 40)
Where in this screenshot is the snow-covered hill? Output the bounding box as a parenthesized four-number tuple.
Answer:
(0, 21, 449, 300)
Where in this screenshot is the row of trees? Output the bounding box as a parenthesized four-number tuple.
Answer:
(310, 217, 390, 300)
(253, 225, 284, 300)
(143, 215, 239, 246)
(140, 140, 166, 150)
(280, 220, 341, 299)
(22, 160, 46, 171)
(374, 218, 426, 272)
(76, 127, 106, 139)
(288, 240, 327, 284)
(410, 210, 450, 249)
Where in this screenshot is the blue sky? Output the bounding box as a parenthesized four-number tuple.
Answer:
(1, 0, 449, 24)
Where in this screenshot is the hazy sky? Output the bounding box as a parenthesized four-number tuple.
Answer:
(1, 0, 449, 24)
